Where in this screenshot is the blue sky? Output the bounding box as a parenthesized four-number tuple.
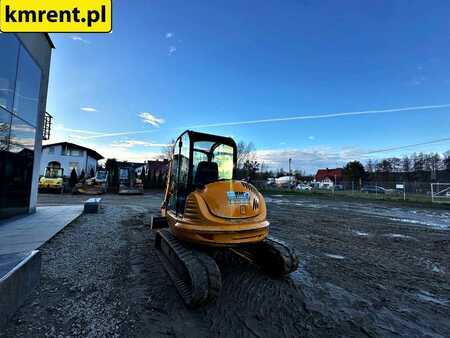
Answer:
(47, 0, 450, 173)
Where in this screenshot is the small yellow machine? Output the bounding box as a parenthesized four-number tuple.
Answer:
(153, 130, 298, 307)
(39, 167, 64, 193)
(75, 170, 108, 195)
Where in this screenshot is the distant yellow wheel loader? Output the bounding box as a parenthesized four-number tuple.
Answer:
(39, 167, 64, 193)
(152, 130, 298, 307)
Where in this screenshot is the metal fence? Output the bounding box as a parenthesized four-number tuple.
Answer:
(431, 183, 450, 204)
(252, 180, 450, 204)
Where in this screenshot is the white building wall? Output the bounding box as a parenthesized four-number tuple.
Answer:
(40, 145, 99, 177)
(86, 157, 98, 175)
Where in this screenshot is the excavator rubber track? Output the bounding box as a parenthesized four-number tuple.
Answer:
(231, 237, 299, 276)
(155, 229, 222, 307)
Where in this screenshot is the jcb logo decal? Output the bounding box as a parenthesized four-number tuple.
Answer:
(0, 0, 112, 32)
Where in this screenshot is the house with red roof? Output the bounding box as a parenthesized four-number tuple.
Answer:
(313, 168, 344, 189)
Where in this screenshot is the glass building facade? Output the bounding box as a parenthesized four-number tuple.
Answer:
(0, 34, 43, 219)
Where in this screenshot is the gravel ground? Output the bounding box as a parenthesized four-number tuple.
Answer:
(2, 192, 449, 337)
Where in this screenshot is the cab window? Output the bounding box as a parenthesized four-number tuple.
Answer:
(192, 141, 234, 185)
(168, 135, 190, 214)
(213, 144, 234, 180)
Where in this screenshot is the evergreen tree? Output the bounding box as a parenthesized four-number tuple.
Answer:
(89, 167, 95, 178)
(344, 161, 365, 183)
(79, 169, 85, 182)
(69, 168, 78, 187)
(105, 159, 118, 189)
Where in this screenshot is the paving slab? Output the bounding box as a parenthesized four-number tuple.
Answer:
(0, 206, 83, 329)
(0, 205, 84, 257)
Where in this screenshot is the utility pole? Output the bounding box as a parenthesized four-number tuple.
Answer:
(288, 158, 292, 175)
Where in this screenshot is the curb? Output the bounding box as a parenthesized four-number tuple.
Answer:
(0, 250, 41, 330)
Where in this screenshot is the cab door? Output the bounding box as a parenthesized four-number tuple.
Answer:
(168, 133, 190, 216)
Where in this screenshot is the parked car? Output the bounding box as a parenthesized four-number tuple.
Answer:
(361, 186, 387, 194)
(296, 184, 312, 191)
(266, 177, 276, 186)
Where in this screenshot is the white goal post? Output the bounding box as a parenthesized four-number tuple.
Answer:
(431, 183, 450, 203)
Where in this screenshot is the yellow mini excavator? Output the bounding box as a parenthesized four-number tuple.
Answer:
(152, 130, 298, 307)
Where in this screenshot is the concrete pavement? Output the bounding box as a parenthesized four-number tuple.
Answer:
(0, 205, 83, 258)
(0, 205, 83, 329)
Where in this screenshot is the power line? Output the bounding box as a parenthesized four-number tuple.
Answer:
(364, 137, 450, 155)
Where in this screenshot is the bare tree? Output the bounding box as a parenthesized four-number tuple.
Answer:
(0, 122, 9, 150)
(402, 156, 411, 172)
(429, 153, 441, 172)
(391, 157, 402, 172)
(159, 138, 175, 161)
(237, 141, 256, 169)
(365, 159, 374, 173)
(444, 151, 450, 171)
(413, 152, 424, 171)
(379, 159, 393, 173)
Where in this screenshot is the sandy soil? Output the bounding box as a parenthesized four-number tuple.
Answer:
(2, 192, 449, 337)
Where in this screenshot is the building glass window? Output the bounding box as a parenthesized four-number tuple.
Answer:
(8, 117, 36, 153)
(48, 146, 54, 154)
(0, 108, 12, 151)
(1, 116, 35, 218)
(0, 34, 45, 220)
(62, 146, 82, 156)
(0, 34, 20, 112)
(3, 146, 34, 215)
(13, 46, 42, 127)
(71, 149, 81, 156)
(0, 108, 12, 218)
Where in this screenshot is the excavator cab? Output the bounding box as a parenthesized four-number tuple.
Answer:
(154, 130, 298, 307)
(118, 165, 144, 195)
(164, 131, 237, 217)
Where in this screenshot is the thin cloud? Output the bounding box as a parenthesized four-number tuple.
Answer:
(257, 135, 450, 173)
(308, 136, 315, 140)
(165, 32, 174, 39)
(59, 103, 450, 140)
(168, 46, 177, 55)
(256, 146, 361, 173)
(70, 35, 90, 44)
(111, 140, 171, 148)
(190, 104, 450, 129)
(53, 124, 102, 135)
(82, 143, 162, 163)
(139, 112, 165, 127)
(80, 107, 98, 112)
